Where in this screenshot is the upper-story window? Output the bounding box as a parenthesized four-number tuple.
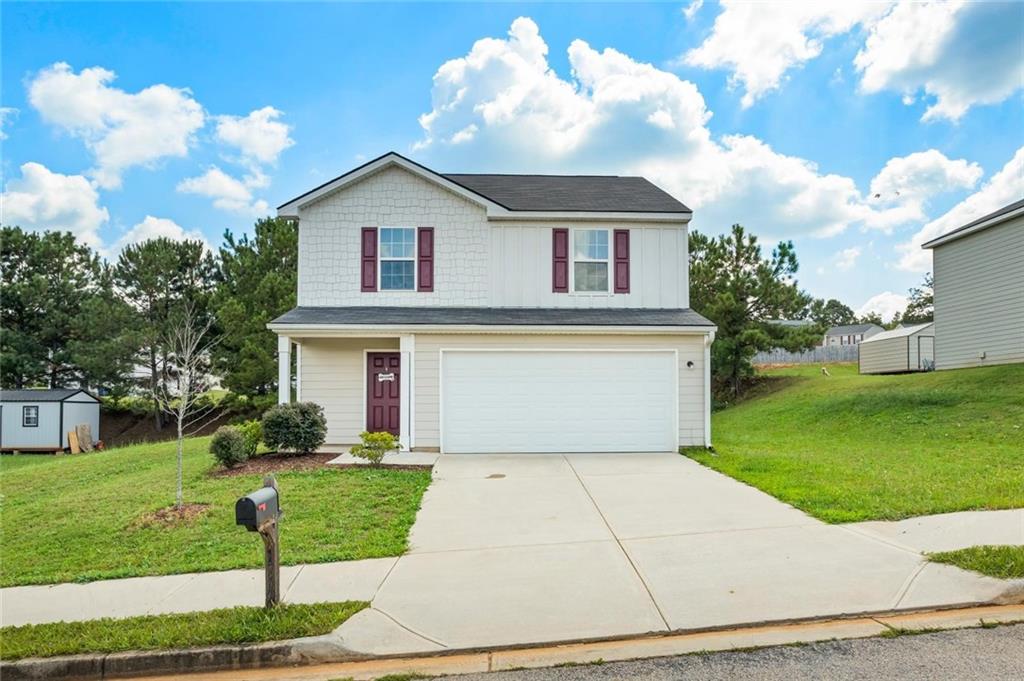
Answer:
(23, 405, 39, 428)
(379, 227, 416, 290)
(572, 229, 610, 293)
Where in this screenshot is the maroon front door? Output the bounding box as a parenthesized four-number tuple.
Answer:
(366, 352, 400, 436)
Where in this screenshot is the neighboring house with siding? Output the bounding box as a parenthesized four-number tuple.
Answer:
(823, 323, 882, 347)
(0, 389, 100, 451)
(922, 198, 1024, 370)
(268, 152, 716, 453)
(858, 323, 935, 375)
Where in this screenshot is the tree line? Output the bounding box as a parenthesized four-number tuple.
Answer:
(1, 218, 297, 429)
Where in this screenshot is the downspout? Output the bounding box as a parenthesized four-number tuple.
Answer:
(704, 331, 715, 449)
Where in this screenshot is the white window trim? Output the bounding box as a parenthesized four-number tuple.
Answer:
(570, 227, 612, 294)
(378, 226, 417, 292)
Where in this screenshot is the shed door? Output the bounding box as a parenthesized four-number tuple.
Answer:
(441, 350, 677, 453)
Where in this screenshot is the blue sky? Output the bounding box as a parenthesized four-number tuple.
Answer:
(3, 1, 1023, 319)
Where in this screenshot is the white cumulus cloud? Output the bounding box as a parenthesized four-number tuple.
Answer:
(214, 106, 294, 166)
(414, 17, 935, 241)
(854, 1, 1024, 122)
(1, 162, 109, 246)
(27, 63, 205, 189)
(896, 146, 1024, 272)
(682, 1, 890, 107)
(108, 215, 210, 256)
(0, 107, 18, 140)
(857, 291, 908, 323)
(817, 246, 861, 275)
(176, 166, 270, 216)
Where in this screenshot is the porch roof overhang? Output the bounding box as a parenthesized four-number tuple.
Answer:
(268, 306, 716, 337)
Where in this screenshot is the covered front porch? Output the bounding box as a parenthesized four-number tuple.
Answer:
(276, 334, 417, 451)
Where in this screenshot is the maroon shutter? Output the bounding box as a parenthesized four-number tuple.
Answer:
(552, 228, 569, 293)
(361, 227, 377, 292)
(613, 229, 630, 293)
(417, 227, 434, 292)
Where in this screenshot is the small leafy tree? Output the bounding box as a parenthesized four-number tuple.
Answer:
(236, 419, 263, 457)
(262, 402, 327, 455)
(349, 431, 403, 466)
(900, 272, 934, 324)
(211, 426, 248, 468)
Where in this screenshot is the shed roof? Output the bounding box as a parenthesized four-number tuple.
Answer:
(0, 388, 96, 403)
(860, 322, 934, 344)
(270, 306, 714, 328)
(825, 323, 880, 336)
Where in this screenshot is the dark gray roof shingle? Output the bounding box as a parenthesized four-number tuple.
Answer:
(271, 306, 713, 328)
(443, 174, 691, 213)
(0, 388, 92, 402)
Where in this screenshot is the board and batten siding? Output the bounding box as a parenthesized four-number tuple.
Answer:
(0, 402, 61, 449)
(61, 392, 100, 448)
(413, 333, 708, 449)
(298, 337, 399, 445)
(488, 222, 689, 308)
(932, 216, 1024, 369)
(296, 164, 690, 310)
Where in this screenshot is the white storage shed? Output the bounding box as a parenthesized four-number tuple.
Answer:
(0, 389, 100, 451)
(858, 323, 935, 375)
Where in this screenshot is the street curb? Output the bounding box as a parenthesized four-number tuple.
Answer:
(3, 602, 1023, 681)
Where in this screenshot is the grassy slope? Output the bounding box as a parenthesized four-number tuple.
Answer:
(686, 363, 1024, 523)
(928, 546, 1024, 579)
(0, 437, 431, 587)
(0, 601, 366, 660)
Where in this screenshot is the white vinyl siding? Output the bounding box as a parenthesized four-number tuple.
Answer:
(298, 337, 399, 445)
(932, 216, 1024, 369)
(859, 327, 935, 374)
(61, 393, 101, 449)
(414, 333, 707, 449)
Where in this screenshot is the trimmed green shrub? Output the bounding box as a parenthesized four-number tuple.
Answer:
(349, 431, 403, 466)
(261, 402, 327, 456)
(210, 427, 248, 468)
(236, 420, 263, 457)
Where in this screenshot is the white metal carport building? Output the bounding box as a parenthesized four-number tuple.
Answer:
(0, 389, 100, 452)
(858, 323, 935, 375)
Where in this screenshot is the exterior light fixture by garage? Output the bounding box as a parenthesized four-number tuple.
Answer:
(686, 360, 695, 368)
(235, 476, 283, 607)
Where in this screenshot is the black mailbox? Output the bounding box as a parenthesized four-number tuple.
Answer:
(235, 486, 280, 532)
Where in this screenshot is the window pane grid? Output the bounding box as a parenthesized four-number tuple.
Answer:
(573, 229, 610, 291)
(574, 229, 608, 261)
(379, 227, 416, 290)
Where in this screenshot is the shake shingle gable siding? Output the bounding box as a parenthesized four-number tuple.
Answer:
(271, 306, 714, 327)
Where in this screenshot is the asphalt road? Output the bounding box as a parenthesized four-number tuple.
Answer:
(441, 625, 1024, 681)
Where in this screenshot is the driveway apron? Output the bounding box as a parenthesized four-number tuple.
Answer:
(338, 453, 1020, 653)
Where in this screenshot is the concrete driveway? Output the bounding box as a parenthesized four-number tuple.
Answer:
(335, 453, 1019, 654)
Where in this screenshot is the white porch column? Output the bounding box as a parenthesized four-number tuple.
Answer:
(399, 334, 415, 450)
(277, 335, 291, 405)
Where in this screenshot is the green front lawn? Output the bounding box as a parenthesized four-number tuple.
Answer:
(0, 601, 366, 660)
(929, 546, 1024, 579)
(0, 437, 431, 587)
(686, 363, 1024, 523)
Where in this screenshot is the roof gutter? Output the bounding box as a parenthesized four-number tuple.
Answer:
(266, 323, 716, 337)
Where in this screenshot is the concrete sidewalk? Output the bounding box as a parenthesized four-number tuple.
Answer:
(0, 558, 395, 628)
(845, 509, 1024, 552)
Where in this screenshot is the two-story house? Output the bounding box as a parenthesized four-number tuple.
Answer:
(268, 152, 715, 454)
(823, 323, 882, 347)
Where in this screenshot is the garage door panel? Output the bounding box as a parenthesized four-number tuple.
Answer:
(441, 350, 676, 453)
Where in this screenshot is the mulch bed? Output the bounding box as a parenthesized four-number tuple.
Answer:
(133, 503, 211, 528)
(211, 452, 337, 477)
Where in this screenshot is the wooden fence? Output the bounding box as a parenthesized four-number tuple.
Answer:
(753, 345, 859, 365)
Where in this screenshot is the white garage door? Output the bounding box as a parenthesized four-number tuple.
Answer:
(440, 350, 677, 453)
